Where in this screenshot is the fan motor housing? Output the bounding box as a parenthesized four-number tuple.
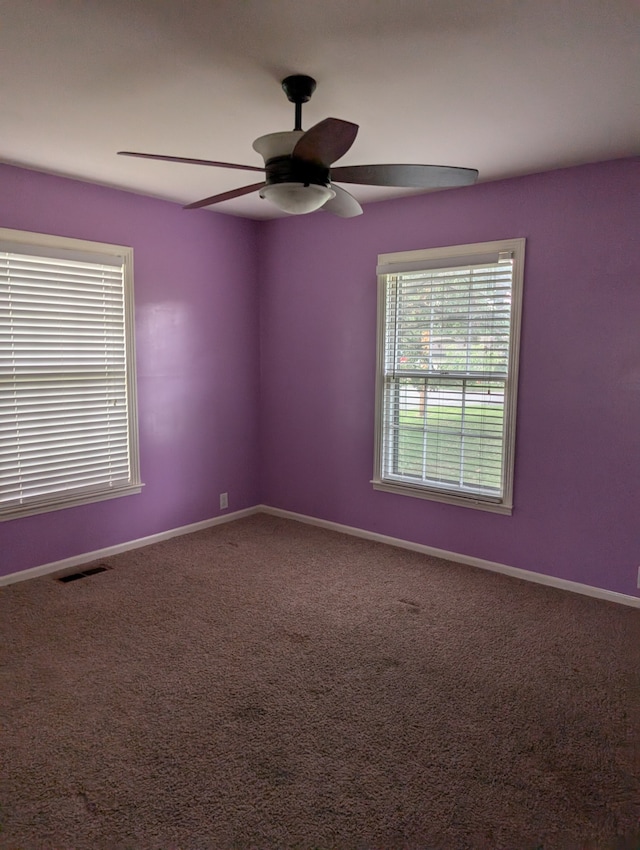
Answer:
(265, 156, 330, 188)
(253, 131, 331, 188)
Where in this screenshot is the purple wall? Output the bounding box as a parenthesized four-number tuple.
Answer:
(259, 158, 640, 596)
(2, 158, 639, 597)
(1, 164, 260, 577)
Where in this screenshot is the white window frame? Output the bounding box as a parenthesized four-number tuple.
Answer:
(0, 227, 142, 520)
(373, 238, 525, 515)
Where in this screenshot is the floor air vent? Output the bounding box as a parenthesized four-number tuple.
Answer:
(57, 565, 111, 583)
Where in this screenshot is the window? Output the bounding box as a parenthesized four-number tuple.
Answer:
(374, 239, 525, 514)
(0, 228, 142, 520)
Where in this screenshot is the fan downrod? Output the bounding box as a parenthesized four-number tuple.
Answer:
(282, 75, 316, 131)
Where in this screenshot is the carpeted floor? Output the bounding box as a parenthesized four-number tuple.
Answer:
(1, 514, 639, 850)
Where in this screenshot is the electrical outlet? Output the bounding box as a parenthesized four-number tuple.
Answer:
(219, 492, 228, 510)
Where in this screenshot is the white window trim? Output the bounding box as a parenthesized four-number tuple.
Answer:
(372, 238, 525, 515)
(0, 227, 143, 521)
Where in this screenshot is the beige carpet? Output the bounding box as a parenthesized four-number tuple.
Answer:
(1, 514, 639, 850)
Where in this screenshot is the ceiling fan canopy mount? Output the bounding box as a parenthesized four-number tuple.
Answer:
(281, 74, 317, 104)
(117, 75, 478, 217)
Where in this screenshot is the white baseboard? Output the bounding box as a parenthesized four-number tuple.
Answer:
(259, 505, 640, 609)
(3, 503, 639, 609)
(0, 506, 260, 587)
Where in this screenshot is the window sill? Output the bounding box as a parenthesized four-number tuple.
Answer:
(372, 479, 513, 515)
(0, 483, 144, 522)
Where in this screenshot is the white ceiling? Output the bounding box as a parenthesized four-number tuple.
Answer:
(2, 0, 639, 219)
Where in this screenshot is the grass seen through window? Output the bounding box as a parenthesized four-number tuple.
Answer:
(390, 393, 504, 493)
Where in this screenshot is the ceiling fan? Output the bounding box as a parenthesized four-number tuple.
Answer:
(118, 75, 478, 217)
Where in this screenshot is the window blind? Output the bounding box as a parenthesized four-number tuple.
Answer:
(0, 243, 139, 517)
(380, 259, 514, 501)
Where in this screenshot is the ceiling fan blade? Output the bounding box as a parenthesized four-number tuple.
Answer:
(184, 182, 266, 210)
(322, 185, 363, 218)
(118, 151, 264, 173)
(330, 164, 478, 188)
(292, 118, 359, 167)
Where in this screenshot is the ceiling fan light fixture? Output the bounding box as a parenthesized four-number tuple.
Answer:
(259, 182, 335, 215)
(120, 76, 478, 215)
